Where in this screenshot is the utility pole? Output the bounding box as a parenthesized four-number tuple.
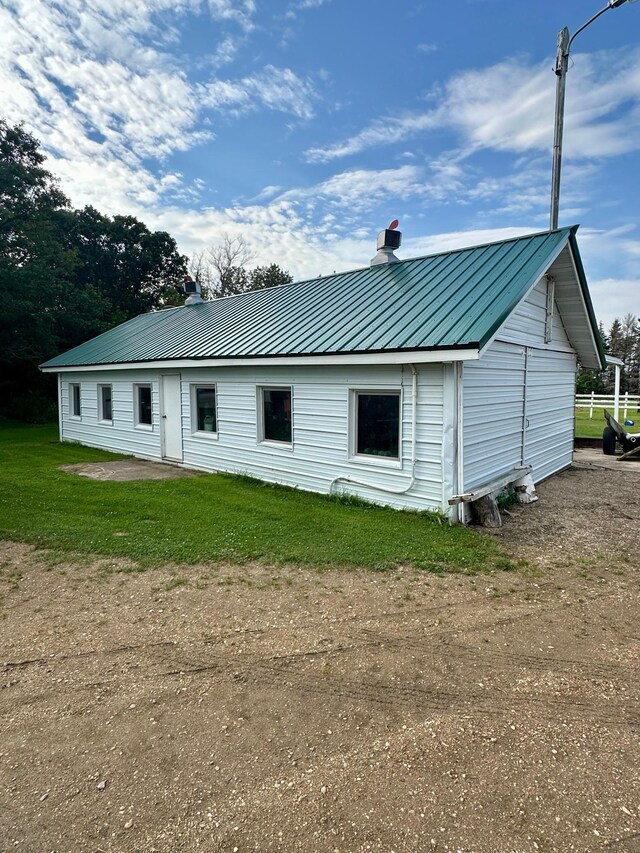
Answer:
(549, 0, 634, 231)
(549, 27, 570, 231)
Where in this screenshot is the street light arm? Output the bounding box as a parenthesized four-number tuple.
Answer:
(568, 4, 611, 52)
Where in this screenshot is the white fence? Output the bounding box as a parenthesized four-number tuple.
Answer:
(576, 392, 640, 419)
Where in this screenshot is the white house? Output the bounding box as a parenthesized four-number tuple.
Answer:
(41, 226, 605, 522)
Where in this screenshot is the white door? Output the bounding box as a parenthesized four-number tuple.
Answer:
(160, 374, 183, 461)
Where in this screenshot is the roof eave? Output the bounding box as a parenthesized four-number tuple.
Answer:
(40, 344, 481, 373)
(567, 230, 607, 371)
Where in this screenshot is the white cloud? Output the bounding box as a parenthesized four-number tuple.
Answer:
(0, 0, 317, 216)
(205, 0, 256, 31)
(242, 66, 316, 119)
(417, 43, 438, 53)
(209, 36, 243, 68)
(288, 0, 333, 13)
(202, 66, 317, 119)
(250, 185, 284, 202)
(305, 49, 640, 163)
(586, 279, 639, 330)
(402, 226, 536, 259)
(312, 165, 424, 206)
(305, 112, 440, 163)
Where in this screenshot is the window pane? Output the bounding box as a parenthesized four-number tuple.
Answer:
(356, 393, 400, 458)
(101, 386, 112, 421)
(263, 388, 292, 443)
(72, 385, 81, 417)
(138, 386, 152, 425)
(196, 387, 217, 432)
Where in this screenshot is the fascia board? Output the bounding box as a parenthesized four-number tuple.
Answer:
(40, 347, 480, 373)
(566, 233, 607, 370)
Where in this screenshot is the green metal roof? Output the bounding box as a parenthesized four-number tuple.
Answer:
(42, 226, 601, 369)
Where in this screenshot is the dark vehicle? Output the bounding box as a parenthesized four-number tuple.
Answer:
(603, 410, 640, 460)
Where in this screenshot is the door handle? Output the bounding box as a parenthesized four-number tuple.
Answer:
(162, 415, 167, 419)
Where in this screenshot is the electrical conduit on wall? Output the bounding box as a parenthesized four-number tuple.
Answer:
(329, 364, 418, 498)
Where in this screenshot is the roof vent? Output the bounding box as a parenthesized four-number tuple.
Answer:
(370, 220, 401, 266)
(183, 275, 203, 306)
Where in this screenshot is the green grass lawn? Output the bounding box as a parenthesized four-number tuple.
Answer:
(0, 423, 514, 575)
(575, 407, 607, 439)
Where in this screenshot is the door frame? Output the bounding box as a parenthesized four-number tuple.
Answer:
(160, 373, 183, 462)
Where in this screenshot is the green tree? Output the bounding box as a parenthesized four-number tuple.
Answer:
(249, 264, 293, 290)
(61, 206, 187, 322)
(0, 119, 188, 421)
(604, 315, 639, 394)
(0, 121, 79, 419)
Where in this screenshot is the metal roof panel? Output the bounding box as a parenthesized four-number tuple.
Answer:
(42, 227, 598, 368)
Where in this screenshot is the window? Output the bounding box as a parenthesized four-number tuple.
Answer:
(354, 391, 400, 459)
(192, 386, 217, 433)
(98, 384, 113, 422)
(70, 383, 81, 418)
(260, 387, 292, 444)
(135, 384, 152, 427)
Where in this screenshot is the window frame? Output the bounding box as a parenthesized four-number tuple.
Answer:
(69, 383, 81, 419)
(257, 386, 293, 448)
(98, 384, 113, 424)
(349, 388, 402, 467)
(134, 383, 153, 429)
(190, 384, 219, 438)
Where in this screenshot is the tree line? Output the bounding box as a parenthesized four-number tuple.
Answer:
(577, 315, 640, 396)
(0, 120, 291, 421)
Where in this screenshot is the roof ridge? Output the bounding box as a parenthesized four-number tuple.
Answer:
(188, 226, 577, 309)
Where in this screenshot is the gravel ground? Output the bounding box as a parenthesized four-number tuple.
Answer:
(1, 463, 639, 853)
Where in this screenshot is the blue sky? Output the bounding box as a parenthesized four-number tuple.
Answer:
(1, 0, 639, 328)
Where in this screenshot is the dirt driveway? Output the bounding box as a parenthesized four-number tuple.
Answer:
(1, 462, 639, 853)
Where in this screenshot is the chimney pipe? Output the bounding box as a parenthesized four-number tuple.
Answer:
(183, 275, 203, 305)
(370, 225, 401, 266)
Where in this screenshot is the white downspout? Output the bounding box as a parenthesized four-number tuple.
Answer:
(329, 364, 418, 497)
(455, 362, 466, 525)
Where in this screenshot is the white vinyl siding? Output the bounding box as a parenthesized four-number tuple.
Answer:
(464, 278, 577, 491)
(499, 277, 571, 349)
(180, 364, 445, 513)
(523, 349, 576, 482)
(502, 279, 576, 482)
(60, 373, 162, 460)
(59, 364, 445, 512)
(463, 341, 526, 492)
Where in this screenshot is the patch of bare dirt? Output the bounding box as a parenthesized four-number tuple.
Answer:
(59, 460, 199, 481)
(1, 465, 639, 852)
